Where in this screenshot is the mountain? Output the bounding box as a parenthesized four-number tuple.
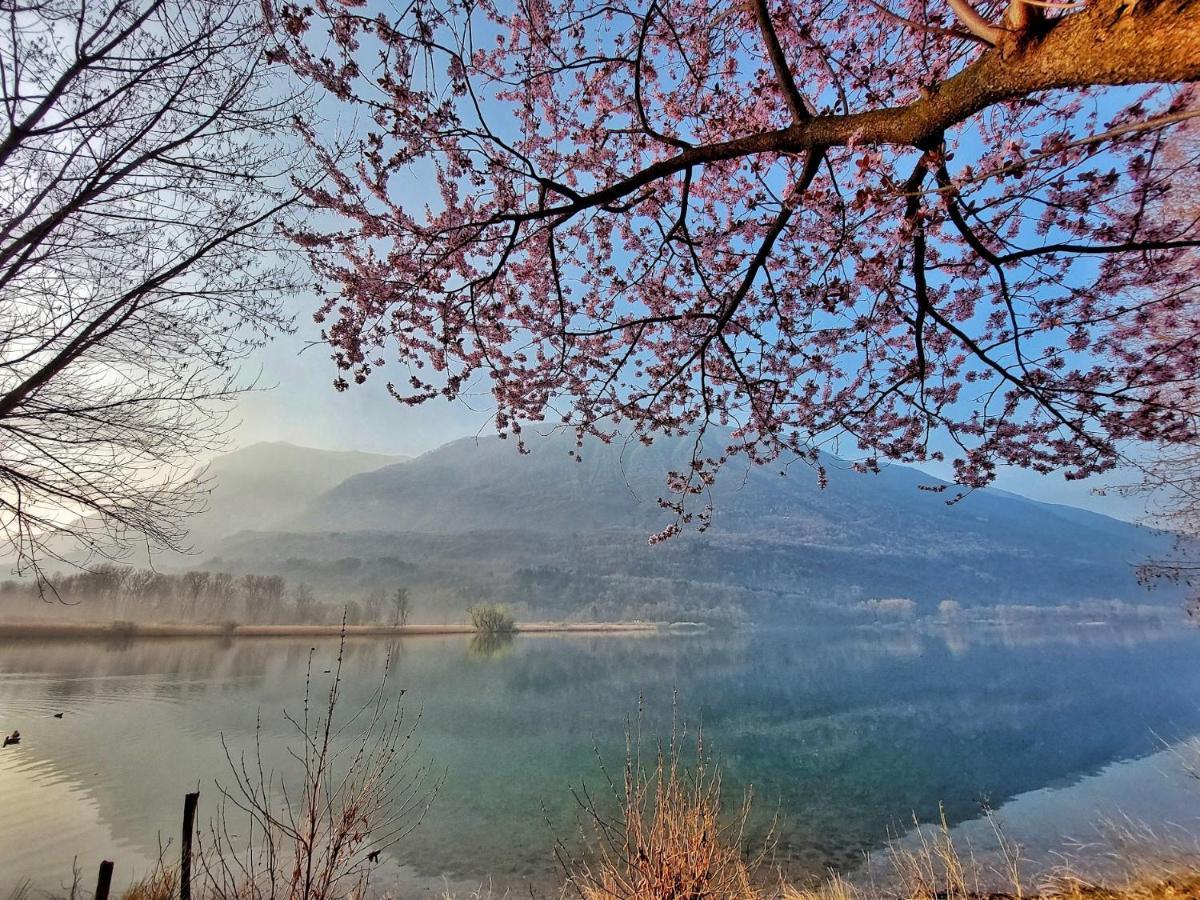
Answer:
(179, 442, 405, 553)
(196, 431, 1177, 623)
(298, 432, 1139, 551)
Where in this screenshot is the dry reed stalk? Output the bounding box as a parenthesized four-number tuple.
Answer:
(557, 698, 771, 900)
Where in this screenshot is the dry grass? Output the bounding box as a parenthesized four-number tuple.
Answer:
(558, 703, 768, 900)
(778, 808, 1200, 900)
(886, 806, 1028, 899)
(118, 866, 178, 900)
(780, 871, 861, 900)
(551, 720, 1200, 900)
(780, 809, 1015, 900)
(1042, 875, 1200, 899)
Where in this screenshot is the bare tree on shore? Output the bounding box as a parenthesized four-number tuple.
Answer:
(393, 587, 411, 627)
(0, 0, 307, 585)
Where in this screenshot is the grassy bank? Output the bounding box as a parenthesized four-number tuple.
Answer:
(88, 864, 1200, 900)
(0, 619, 661, 640)
(783, 871, 1200, 899)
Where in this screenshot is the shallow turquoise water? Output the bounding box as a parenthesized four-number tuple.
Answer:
(2, 626, 1200, 894)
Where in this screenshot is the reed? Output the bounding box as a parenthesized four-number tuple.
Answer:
(557, 700, 769, 900)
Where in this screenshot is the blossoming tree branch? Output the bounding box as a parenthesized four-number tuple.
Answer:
(267, 0, 1200, 536)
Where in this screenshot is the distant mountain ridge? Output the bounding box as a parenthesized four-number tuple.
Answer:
(180, 441, 406, 553)
(299, 431, 1140, 552)
(190, 431, 1176, 623)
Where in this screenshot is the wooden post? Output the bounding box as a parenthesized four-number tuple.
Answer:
(181, 791, 199, 900)
(94, 860, 114, 900)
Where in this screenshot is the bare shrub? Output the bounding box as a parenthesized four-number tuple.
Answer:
(467, 604, 515, 634)
(198, 631, 441, 899)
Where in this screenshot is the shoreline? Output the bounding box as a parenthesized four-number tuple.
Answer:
(0, 620, 662, 640)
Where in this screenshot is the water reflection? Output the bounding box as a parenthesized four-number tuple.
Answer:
(469, 632, 516, 659)
(1, 626, 1199, 893)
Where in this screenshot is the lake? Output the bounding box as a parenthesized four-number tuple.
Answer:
(3, 626, 1200, 895)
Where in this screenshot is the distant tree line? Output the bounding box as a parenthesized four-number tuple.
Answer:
(0, 566, 415, 626)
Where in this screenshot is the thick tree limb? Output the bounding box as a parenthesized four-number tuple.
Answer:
(501, 0, 1200, 225)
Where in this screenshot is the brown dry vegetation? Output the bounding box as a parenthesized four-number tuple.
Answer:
(557, 713, 765, 900)
(784, 875, 1200, 899)
(117, 867, 178, 900)
(561, 717, 1200, 900)
(551, 711, 1200, 900)
(77, 859, 1200, 900)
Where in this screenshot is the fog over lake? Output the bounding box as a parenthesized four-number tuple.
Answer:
(3, 626, 1200, 895)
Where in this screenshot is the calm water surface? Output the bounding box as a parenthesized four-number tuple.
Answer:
(3, 627, 1200, 894)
